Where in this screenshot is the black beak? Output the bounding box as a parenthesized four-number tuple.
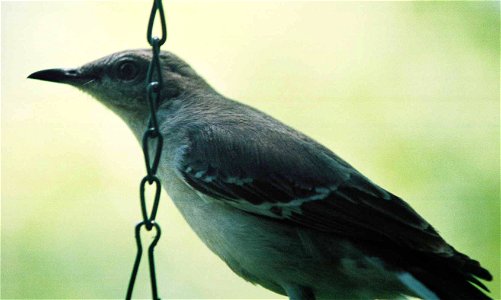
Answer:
(28, 68, 93, 85)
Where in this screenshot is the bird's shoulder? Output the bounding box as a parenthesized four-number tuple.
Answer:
(177, 98, 354, 185)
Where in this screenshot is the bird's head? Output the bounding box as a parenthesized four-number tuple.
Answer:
(28, 49, 209, 122)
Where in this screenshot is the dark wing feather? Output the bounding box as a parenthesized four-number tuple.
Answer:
(177, 122, 448, 254)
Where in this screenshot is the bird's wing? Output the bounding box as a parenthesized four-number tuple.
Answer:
(174, 121, 451, 255)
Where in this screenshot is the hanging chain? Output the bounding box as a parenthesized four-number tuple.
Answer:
(126, 0, 167, 299)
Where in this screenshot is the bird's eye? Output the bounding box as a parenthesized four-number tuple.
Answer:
(116, 60, 139, 81)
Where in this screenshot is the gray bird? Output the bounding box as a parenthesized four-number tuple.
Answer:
(29, 49, 492, 300)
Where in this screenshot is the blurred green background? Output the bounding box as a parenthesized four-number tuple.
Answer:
(1, 1, 499, 299)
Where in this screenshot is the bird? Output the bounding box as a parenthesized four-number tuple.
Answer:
(28, 49, 492, 300)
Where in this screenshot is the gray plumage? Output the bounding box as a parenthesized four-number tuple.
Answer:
(28, 49, 492, 300)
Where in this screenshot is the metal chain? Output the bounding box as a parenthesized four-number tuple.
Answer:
(126, 0, 167, 299)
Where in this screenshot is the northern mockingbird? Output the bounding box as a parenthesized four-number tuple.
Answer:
(29, 49, 492, 300)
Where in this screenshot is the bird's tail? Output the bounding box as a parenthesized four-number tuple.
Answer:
(406, 249, 493, 300)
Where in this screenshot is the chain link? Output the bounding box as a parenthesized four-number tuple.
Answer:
(147, 0, 167, 46)
(126, 0, 167, 299)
